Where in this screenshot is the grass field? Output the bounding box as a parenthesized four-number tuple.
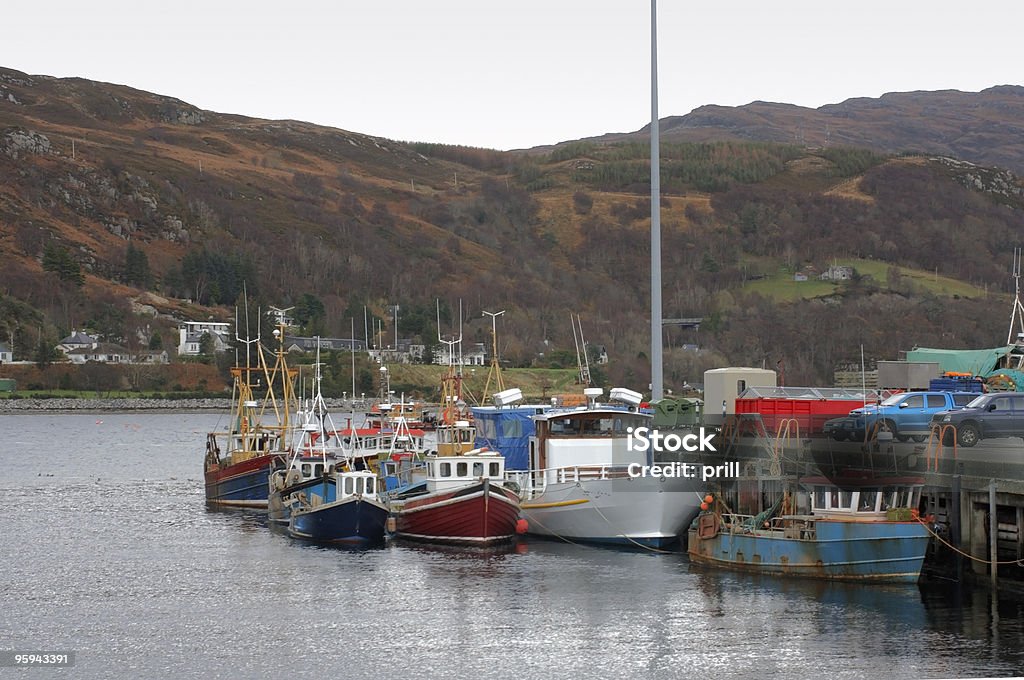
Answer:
(742, 258, 992, 302)
(388, 365, 581, 402)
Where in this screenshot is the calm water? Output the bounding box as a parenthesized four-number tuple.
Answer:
(2, 413, 1024, 680)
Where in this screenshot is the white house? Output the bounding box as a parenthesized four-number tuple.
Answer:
(819, 265, 854, 281)
(433, 342, 487, 367)
(178, 321, 231, 356)
(65, 343, 132, 364)
(0, 342, 12, 363)
(58, 330, 98, 356)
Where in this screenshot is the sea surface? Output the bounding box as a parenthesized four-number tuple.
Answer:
(2, 413, 1024, 680)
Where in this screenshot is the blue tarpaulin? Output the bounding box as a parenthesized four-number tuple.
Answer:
(471, 406, 548, 470)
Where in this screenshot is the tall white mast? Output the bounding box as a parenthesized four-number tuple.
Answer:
(650, 0, 664, 401)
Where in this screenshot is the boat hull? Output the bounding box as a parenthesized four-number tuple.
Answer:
(205, 454, 274, 509)
(289, 497, 389, 545)
(393, 480, 521, 546)
(521, 475, 701, 548)
(688, 518, 930, 582)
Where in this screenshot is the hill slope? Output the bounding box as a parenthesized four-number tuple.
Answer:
(2, 67, 1023, 391)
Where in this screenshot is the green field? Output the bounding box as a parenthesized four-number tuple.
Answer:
(743, 258, 991, 301)
(388, 365, 581, 402)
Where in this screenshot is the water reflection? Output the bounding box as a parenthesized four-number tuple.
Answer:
(5, 414, 1024, 679)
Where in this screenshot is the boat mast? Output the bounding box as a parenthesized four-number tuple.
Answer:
(482, 309, 506, 398)
(650, 0, 664, 401)
(437, 299, 462, 426)
(1008, 246, 1024, 344)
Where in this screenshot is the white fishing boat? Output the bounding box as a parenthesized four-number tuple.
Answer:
(508, 388, 704, 548)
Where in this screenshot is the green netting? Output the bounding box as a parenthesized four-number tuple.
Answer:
(905, 346, 1014, 377)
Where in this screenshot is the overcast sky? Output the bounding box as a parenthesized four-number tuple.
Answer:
(3, 1, 1022, 150)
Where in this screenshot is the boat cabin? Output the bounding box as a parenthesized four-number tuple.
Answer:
(803, 475, 924, 520)
(529, 408, 652, 483)
(436, 420, 476, 456)
(425, 449, 505, 492)
(338, 471, 379, 501)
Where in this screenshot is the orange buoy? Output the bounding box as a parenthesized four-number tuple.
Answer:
(515, 519, 529, 534)
(704, 494, 714, 504)
(700, 502, 709, 511)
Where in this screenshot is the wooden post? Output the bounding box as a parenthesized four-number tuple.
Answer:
(989, 479, 998, 588)
(952, 464, 962, 582)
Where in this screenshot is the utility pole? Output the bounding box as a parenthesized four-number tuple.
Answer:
(649, 0, 664, 401)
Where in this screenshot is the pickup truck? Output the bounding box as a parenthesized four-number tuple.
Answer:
(931, 391, 1024, 447)
(823, 391, 978, 442)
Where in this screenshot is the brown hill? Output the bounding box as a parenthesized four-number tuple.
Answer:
(2, 66, 1024, 390)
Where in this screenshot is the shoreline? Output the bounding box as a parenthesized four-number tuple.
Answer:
(0, 397, 356, 413)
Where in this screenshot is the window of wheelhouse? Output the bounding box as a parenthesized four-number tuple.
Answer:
(344, 476, 355, 495)
(457, 462, 468, 476)
(314, 463, 324, 477)
(365, 477, 375, 495)
(489, 462, 500, 477)
(301, 463, 312, 477)
(440, 462, 452, 477)
(473, 462, 484, 477)
(858, 489, 879, 512)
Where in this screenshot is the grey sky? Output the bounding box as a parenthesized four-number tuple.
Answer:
(3, 1, 1022, 150)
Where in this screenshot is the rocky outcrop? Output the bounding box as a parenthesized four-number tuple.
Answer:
(3, 128, 52, 158)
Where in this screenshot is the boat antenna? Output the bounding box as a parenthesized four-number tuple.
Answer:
(571, 313, 592, 386)
(350, 317, 357, 400)
(482, 309, 506, 398)
(437, 299, 462, 425)
(1008, 246, 1024, 345)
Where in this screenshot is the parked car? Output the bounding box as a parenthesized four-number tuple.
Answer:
(824, 391, 978, 442)
(931, 392, 1024, 447)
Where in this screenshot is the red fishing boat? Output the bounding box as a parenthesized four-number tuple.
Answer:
(389, 443, 521, 545)
(204, 321, 297, 509)
(387, 330, 521, 545)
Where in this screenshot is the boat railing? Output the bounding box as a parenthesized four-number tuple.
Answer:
(719, 512, 818, 540)
(507, 465, 634, 500)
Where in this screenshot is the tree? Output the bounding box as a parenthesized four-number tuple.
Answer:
(294, 293, 326, 335)
(198, 332, 215, 357)
(42, 243, 84, 287)
(34, 335, 60, 369)
(124, 242, 152, 288)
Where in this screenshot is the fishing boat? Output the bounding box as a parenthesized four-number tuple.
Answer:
(510, 388, 705, 548)
(387, 330, 521, 545)
(687, 472, 931, 582)
(204, 321, 297, 509)
(268, 350, 388, 544)
(389, 437, 522, 546)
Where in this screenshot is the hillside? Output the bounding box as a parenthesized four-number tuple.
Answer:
(2, 66, 1024, 392)
(583, 86, 1024, 175)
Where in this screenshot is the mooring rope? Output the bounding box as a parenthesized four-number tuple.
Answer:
(916, 515, 1024, 566)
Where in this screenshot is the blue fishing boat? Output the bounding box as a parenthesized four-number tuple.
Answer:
(688, 473, 932, 582)
(268, 348, 388, 545)
(285, 470, 388, 545)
